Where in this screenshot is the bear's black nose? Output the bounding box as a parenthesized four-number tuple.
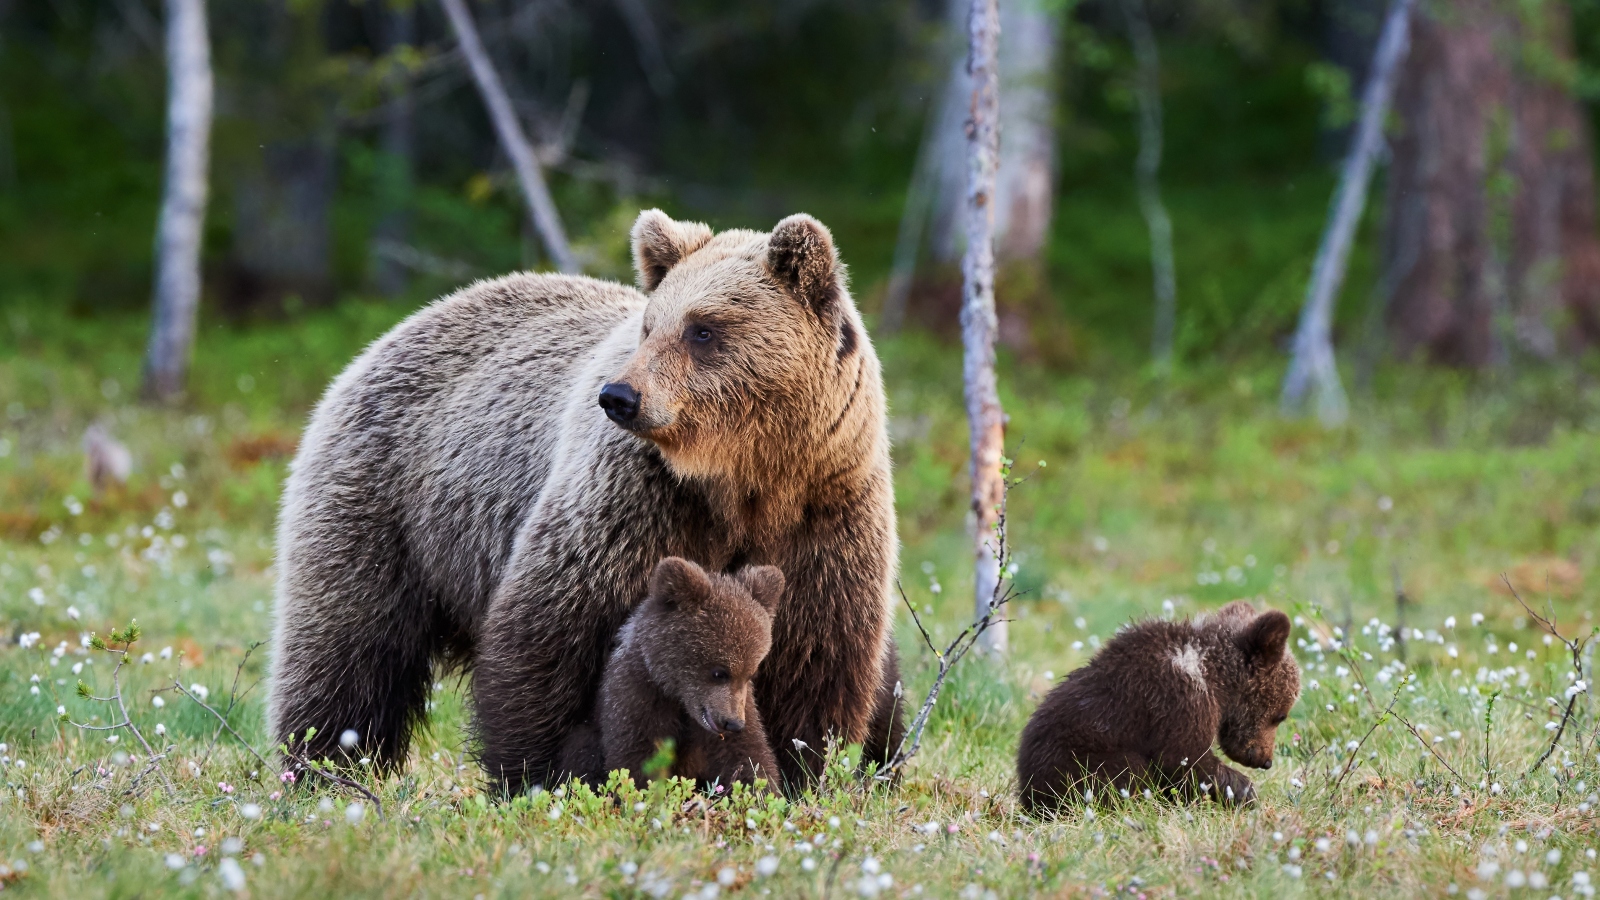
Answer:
(598, 382, 640, 424)
(719, 716, 745, 734)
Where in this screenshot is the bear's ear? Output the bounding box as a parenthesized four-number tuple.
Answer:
(650, 556, 712, 610)
(631, 209, 714, 292)
(1236, 610, 1292, 668)
(766, 214, 842, 318)
(737, 565, 786, 616)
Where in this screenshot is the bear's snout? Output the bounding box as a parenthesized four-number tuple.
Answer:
(718, 716, 745, 734)
(598, 382, 641, 425)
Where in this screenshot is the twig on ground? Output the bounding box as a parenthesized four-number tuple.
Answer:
(882, 458, 1027, 777)
(1501, 574, 1594, 775)
(1335, 637, 1469, 788)
(61, 621, 176, 797)
(1384, 706, 1470, 785)
(276, 723, 385, 816)
(1483, 689, 1500, 777)
(1330, 681, 1404, 792)
(195, 641, 263, 767)
(168, 680, 269, 770)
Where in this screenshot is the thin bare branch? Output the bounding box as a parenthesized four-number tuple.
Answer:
(1331, 682, 1403, 793)
(883, 462, 1022, 777)
(283, 743, 386, 820)
(65, 635, 175, 797)
(170, 681, 269, 770)
(1335, 639, 1469, 788)
(439, 0, 577, 273)
(1501, 574, 1593, 775)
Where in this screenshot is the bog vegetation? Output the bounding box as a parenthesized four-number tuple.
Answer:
(2, 304, 1599, 897)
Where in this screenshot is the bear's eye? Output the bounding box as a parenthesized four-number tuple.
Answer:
(686, 325, 714, 344)
(710, 666, 731, 683)
(1271, 714, 1288, 725)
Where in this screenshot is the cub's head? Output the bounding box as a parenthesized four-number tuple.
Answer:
(598, 209, 867, 481)
(1214, 606, 1300, 770)
(637, 556, 786, 736)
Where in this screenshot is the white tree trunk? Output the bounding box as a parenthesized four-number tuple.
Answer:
(962, 0, 1007, 654)
(994, 0, 1057, 261)
(440, 0, 579, 274)
(1120, 0, 1178, 371)
(142, 0, 213, 402)
(1282, 0, 1417, 425)
(928, 0, 1058, 265)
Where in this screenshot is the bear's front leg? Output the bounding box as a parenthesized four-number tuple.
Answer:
(554, 721, 604, 790)
(756, 504, 896, 787)
(473, 513, 659, 796)
(473, 586, 618, 795)
(1184, 750, 1256, 806)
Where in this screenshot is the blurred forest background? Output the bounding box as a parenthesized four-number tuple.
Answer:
(4, 0, 1598, 379)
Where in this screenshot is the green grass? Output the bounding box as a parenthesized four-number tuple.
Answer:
(2, 303, 1599, 898)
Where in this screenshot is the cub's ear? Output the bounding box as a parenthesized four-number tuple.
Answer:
(766, 213, 843, 318)
(737, 565, 786, 616)
(631, 209, 713, 292)
(1237, 610, 1292, 668)
(650, 556, 712, 609)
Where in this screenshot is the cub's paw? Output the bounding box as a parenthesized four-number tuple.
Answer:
(1210, 768, 1257, 806)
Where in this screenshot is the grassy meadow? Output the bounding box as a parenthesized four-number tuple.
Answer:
(1, 300, 1599, 898)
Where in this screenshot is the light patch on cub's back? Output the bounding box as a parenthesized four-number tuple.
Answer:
(1171, 643, 1207, 690)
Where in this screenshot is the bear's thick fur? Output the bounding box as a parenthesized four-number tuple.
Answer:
(557, 557, 784, 789)
(1016, 601, 1300, 813)
(268, 210, 901, 792)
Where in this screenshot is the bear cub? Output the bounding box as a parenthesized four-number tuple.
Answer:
(558, 557, 784, 790)
(1017, 601, 1300, 814)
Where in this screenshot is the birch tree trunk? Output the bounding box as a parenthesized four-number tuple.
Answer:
(1281, 0, 1416, 425)
(993, 0, 1057, 263)
(926, 0, 1058, 263)
(440, 0, 578, 274)
(142, 0, 213, 403)
(962, 0, 1007, 654)
(888, 0, 1056, 332)
(1119, 0, 1178, 370)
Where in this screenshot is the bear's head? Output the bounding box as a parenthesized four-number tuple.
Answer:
(599, 209, 872, 490)
(1212, 605, 1300, 770)
(637, 556, 786, 736)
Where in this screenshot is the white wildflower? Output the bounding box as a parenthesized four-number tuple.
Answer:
(219, 857, 246, 892)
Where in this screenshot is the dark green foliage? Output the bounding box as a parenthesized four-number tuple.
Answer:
(0, 0, 1594, 361)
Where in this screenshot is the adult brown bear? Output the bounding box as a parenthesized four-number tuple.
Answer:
(268, 210, 902, 792)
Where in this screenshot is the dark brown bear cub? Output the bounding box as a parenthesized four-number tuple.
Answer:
(558, 557, 784, 790)
(1017, 601, 1300, 814)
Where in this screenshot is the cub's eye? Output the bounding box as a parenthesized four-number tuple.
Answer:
(1272, 714, 1288, 725)
(710, 667, 730, 683)
(687, 325, 714, 344)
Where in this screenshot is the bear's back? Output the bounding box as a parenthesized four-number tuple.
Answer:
(289, 272, 649, 617)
